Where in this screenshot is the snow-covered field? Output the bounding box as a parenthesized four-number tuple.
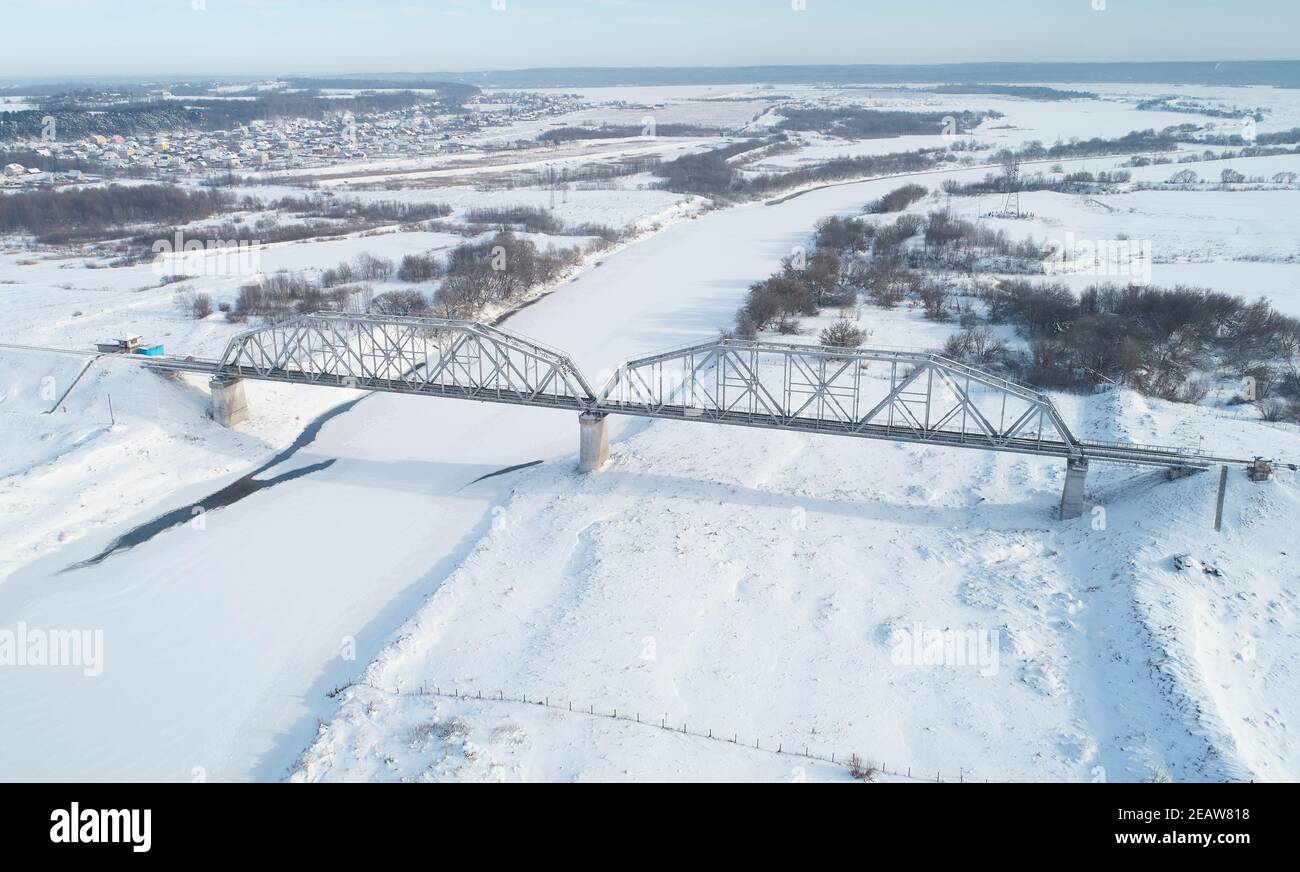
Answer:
(294, 385, 1300, 783)
(2, 81, 1299, 783)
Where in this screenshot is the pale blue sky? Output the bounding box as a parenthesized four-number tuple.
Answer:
(2, 0, 1298, 79)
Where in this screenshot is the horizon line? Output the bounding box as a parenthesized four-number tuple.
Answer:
(6, 58, 1300, 87)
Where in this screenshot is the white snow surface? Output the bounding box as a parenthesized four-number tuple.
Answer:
(292, 385, 1299, 783)
(2, 84, 1300, 783)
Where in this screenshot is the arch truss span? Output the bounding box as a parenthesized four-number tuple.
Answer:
(214, 313, 597, 410)
(595, 339, 1083, 460)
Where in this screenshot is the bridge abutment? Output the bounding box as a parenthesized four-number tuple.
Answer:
(578, 411, 609, 473)
(1059, 457, 1088, 520)
(210, 376, 249, 427)
(1248, 458, 1273, 482)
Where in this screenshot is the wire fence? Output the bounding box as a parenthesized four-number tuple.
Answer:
(349, 680, 995, 783)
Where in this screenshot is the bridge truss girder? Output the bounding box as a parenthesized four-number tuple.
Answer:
(214, 314, 595, 410)
(596, 338, 1085, 461)
(154, 314, 1233, 470)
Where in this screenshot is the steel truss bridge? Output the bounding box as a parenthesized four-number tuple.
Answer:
(149, 314, 1271, 518)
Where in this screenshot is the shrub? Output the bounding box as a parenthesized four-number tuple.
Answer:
(1174, 378, 1210, 404)
(192, 292, 213, 320)
(743, 276, 815, 328)
(172, 283, 196, 314)
(464, 205, 563, 234)
(370, 289, 429, 317)
(775, 314, 802, 335)
(815, 215, 873, 253)
(734, 310, 758, 340)
(847, 753, 878, 781)
(398, 252, 442, 283)
(819, 319, 865, 348)
(918, 281, 950, 321)
(355, 251, 394, 281)
(865, 183, 927, 214)
(943, 326, 1012, 370)
(1259, 398, 1297, 422)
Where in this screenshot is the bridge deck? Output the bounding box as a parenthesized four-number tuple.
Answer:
(149, 352, 1247, 470)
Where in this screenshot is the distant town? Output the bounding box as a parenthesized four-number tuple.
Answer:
(1, 84, 586, 183)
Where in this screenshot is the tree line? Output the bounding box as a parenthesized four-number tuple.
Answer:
(720, 194, 1300, 420)
(538, 123, 726, 143)
(0, 183, 240, 242)
(926, 84, 1096, 101)
(773, 107, 994, 138)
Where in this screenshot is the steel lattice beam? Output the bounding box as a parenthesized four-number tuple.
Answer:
(147, 316, 1255, 470)
(208, 314, 595, 410)
(596, 338, 1087, 457)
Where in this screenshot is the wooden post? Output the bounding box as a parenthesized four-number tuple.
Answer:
(1214, 465, 1228, 532)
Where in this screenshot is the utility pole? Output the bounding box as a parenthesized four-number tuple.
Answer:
(1214, 465, 1228, 532)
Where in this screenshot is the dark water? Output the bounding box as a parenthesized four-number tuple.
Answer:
(462, 459, 543, 488)
(63, 395, 369, 572)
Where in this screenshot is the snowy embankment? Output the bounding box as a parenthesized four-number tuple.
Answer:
(0, 349, 348, 569)
(294, 381, 1299, 783)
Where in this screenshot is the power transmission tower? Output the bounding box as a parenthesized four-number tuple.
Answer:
(1001, 157, 1022, 218)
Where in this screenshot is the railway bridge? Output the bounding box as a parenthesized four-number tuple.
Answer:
(147, 313, 1273, 520)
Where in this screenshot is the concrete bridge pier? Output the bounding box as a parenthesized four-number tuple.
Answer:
(1059, 457, 1088, 520)
(578, 411, 609, 473)
(210, 376, 249, 427)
